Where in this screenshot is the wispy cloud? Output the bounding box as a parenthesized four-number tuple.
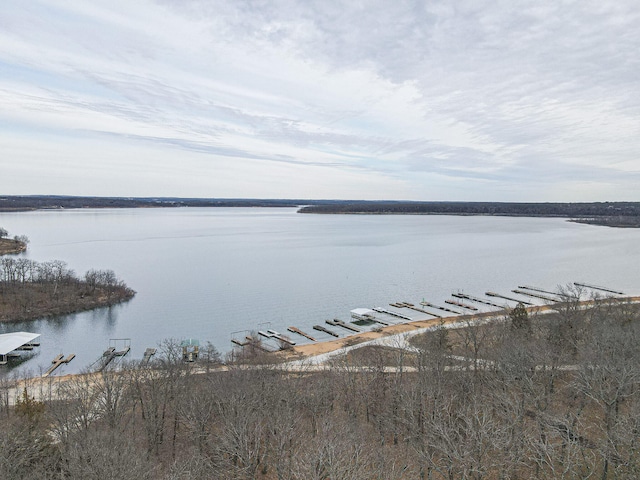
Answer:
(1, 0, 639, 200)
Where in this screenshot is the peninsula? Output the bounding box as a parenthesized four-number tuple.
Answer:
(0, 228, 135, 322)
(298, 200, 640, 227)
(0, 260, 135, 323)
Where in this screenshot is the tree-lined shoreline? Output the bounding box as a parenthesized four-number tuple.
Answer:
(298, 200, 640, 227)
(0, 257, 135, 323)
(2, 196, 638, 227)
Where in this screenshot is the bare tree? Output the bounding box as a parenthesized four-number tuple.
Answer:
(290, 420, 374, 480)
(574, 315, 640, 478)
(61, 428, 156, 480)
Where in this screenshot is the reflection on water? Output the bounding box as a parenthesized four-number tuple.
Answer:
(0, 207, 638, 376)
(1, 351, 40, 375)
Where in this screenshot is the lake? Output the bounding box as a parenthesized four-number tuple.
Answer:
(0, 207, 638, 375)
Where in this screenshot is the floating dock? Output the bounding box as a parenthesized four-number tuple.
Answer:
(452, 292, 502, 308)
(486, 292, 533, 305)
(257, 330, 296, 348)
(512, 289, 558, 302)
(373, 307, 412, 321)
(98, 347, 130, 371)
(420, 301, 461, 315)
(326, 318, 361, 333)
(313, 325, 340, 338)
(91, 339, 131, 372)
(518, 286, 571, 299)
(42, 353, 75, 378)
(445, 299, 478, 311)
(395, 302, 442, 318)
(574, 282, 625, 296)
(287, 326, 317, 342)
(267, 329, 296, 346)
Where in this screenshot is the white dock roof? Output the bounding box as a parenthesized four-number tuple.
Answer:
(350, 308, 375, 316)
(0, 332, 41, 355)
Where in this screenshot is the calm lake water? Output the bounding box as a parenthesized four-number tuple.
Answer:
(0, 207, 638, 375)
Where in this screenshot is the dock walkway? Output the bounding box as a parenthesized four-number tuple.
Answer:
(287, 326, 317, 342)
(42, 353, 75, 378)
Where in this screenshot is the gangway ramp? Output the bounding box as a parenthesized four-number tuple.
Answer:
(90, 338, 131, 372)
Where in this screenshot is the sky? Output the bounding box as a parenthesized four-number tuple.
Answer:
(1, 0, 639, 201)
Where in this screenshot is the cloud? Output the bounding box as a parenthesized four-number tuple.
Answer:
(0, 0, 639, 200)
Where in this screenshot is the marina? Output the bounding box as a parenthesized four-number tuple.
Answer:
(1, 207, 638, 375)
(1, 278, 636, 372)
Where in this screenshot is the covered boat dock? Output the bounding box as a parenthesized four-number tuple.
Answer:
(0, 332, 41, 365)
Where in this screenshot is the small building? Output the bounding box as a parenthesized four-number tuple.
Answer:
(181, 338, 199, 362)
(0, 332, 41, 365)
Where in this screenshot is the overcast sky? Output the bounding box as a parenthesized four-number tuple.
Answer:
(1, 1, 639, 201)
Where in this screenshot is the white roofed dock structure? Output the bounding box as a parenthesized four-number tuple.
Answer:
(0, 332, 41, 365)
(350, 308, 376, 320)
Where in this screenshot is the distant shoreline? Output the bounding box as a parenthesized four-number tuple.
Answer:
(1, 196, 639, 227)
(0, 284, 135, 323)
